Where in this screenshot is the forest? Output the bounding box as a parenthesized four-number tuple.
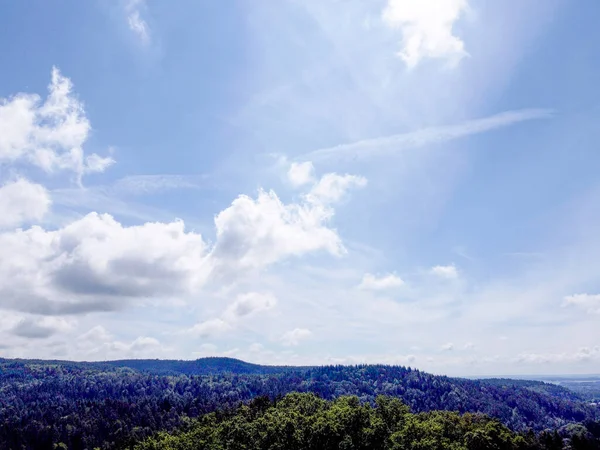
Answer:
(135, 393, 596, 450)
(1, 358, 599, 449)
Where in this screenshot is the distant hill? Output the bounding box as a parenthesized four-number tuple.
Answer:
(0, 356, 303, 375)
(3, 356, 586, 403)
(102, 356, 302, 375)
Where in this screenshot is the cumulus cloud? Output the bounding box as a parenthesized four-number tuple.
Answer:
(382, 0, 469, 68)
(281, 328, 312, 346)
(0, 212, 210, 314)
(212, 189, 344, 271)
(211, 171, 365, 274)
(129, 336, 161, 351)
(11, 316, 73, 339)
(0, 67, 365, 324)
(76, 325, 165, 359)
(224, 292, 277, 320)
(79, 325, 113, 343)
(358, 273, 404, 290)
(0, 168, 364, 316)
(0, 178, 51, 228)
(287, 161, 315, 187)
(430, 264, 458, 279)
(563, 293, 600, 314)
(186, 318, 231, 338)
(0, 68, 114, 181)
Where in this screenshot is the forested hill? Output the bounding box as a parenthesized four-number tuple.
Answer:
(0, 356, 299, 375)
(0, 356, 588, 398)
(104, 356, 298, 375)
(134, 392, 576, 450)
(1, 357, 599, 449)
(1, 356, 585, 403)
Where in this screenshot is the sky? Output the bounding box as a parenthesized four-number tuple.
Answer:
(0, 0, 599, 376)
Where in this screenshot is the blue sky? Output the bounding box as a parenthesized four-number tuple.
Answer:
(0, 0, 599, 376)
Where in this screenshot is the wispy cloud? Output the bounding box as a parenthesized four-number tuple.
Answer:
(304, 109, 553, 163)
(110, 174, 209, 196)
(50, 174, 210, 223)
(51, 186, 177, 224)
(125, 0, 150, 44)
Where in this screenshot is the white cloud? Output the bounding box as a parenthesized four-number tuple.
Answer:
(515, 347, 600, 365)
(463, 342, 475, 350)
(0, 168, 363, 316)
(186, 318, 231, 338)
(287, 161, 315, 187)
(211, 171, 365, 273)
(11, 316, 74, 339)
(184, 292, 277, 339)
(281, 328, 312, 346)
(306, 109, 553, 163)
(79, 325, 113, 343)
(441, 342, 454, 351)
(382, 0, 469, 68)
(84, 153, 115, 174)
(430, 264, 458, 279)
(224, 292, 277, 320)
(0, 68, 114, 181)
(125, 0, 150, 44)
(129, 336, 161, 351)
(575, 347, 600, 361)
(0, 212, 210, 314)
(128, 11, 150, 43)
(76, 325, 165, 359)
(306, 173, 367, 205)
(358, 273, 404, 290)
(563, 293, 600, 314)
(0, 178, 51, 228)
(212, 188, 344, 270)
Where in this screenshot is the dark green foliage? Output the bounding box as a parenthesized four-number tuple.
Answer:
(1, 358, 599, 449)
(132, 393, 555, 450)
